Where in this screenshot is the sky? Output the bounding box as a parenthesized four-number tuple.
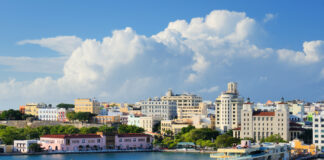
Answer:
(0, 0, 323, 109)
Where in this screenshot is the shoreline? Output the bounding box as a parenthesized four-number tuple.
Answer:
(0, 149, 159, 156)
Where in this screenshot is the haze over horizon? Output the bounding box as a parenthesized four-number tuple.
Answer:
(0, 0, 323, 109)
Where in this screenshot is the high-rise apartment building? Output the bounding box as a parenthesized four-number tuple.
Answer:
(161, 89, 202, 119)
(74, 98, 100, 114)
(215, 82, 244, 133)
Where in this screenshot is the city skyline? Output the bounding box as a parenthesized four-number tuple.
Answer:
(0, 0, 324, 108)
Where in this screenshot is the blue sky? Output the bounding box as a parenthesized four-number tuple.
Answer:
(0, 0, 323, 108)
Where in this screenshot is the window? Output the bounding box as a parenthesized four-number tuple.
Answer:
(315, 135, 319, 138)
(315, 124, 319, 127)
(97, 139, 100, 143)
(82, 139, 85, 143)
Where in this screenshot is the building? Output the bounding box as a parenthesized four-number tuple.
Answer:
(215, 82, 244, 133)
(139, 97, 177, 120)
(38, 108, 58, 121)
(239, 98, 290, 142)
(127, 114, 141, 127)
(192, 115, 212, 129)
(13, 140, 38, 153)
(57, 108, 70, 122)
(24, 103, 48, 117)
(161, 119, 191, 136)
(93, 115, 121, 124)
(139, 116, 160, 132)
(313, 111, 324, 152)
(115, 133, 153, 150)
(19, 105, 25, 114)
(290, 139, 316, 156)
(74, 98, 100, 114)
(39, 133, 106, 151)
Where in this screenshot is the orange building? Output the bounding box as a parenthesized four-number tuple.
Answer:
(19, 105, 25, 114)
(290, 139, 316, 156)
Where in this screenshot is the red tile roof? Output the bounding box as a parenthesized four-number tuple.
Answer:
(41, 134, 102, 139)
(117, 133, 151, 137)
(253, 112, 275, 116)
(233, 127, 241, 130)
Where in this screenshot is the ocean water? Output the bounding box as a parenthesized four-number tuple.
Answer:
(0, 152, 211, 160)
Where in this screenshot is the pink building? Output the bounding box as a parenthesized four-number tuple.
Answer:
(39, 133, 106, 151)
(115, 133, 153, 150)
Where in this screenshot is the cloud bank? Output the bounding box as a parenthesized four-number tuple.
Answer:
(0, 10, 323, 108)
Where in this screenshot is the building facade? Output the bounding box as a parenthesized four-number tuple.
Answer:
(74, 98, 101, 114)
(313, 111, 324, 152)
(139, 97, 177, 120)
(13, 140, 38, 153)
(215, 82, 244, 133)
(38, 108, 58, 121)
(161, 119, 191, 136)
(115, 133, 153, 150)
(239, 98, 290, 142)
(93, 115, 121, 124)
(127, 114, 141, 127)
(39, 133, 106, 151)
(161, 89, 202, 119)
(139, 116, 160, 132)
(24, 103, 48, 117)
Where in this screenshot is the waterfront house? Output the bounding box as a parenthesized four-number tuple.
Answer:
(39, 132, 105, 151)
(13, 140, 38, 153)
(115, 133, 153, 150)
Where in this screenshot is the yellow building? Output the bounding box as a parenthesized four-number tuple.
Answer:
(290, 139, 316, 156)
(93, 115, 120, 124)
(161, 119, 192, 136)
(24, 103, 47, 117)
(74, 98, 100, 114)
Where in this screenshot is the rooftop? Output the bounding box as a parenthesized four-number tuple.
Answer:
(41, 134, 102, 139)
(117, 133, 150, 137)
(253, 111, 275, 116)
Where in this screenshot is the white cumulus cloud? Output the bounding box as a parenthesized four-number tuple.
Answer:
(277, 40, 324, 65)
(263, 13, 276, 23)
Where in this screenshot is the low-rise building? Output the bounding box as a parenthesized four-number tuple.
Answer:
(93, 115, 121, 124)
(74, 98, 101, 114)
(139, 116, 160, 132)
(139, 97, 177, 120)
(115, 133, 153, 150)
(39, 133, 106, 151)
(161, 119, 192, 136)
(127, 114, 141, 127)
(13, 140, 38, 153)
(38, 108, 58, 121)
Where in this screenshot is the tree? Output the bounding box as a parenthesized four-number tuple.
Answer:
(66, 112, 77, 121)
(28, 143, 43, 152)
(66, 112, 95, 122)
(98, 125, 116, 134)
(153, 122, 161, 133)
(80, 127, 99, 134)
(179, 125, 195, 135)
(57, 103, 75, 110)
(214, 134, 240, 148)
(0, 109, 34, 120)
(118, 124, 144, 134)
(260, 134, 286, 143)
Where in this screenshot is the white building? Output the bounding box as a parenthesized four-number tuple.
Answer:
(139, 97, 177, 120)
(313, 111, 324, 152)
(13, 140, 38, 153)
(215, 82, 244, 133)
(127, 114, 141, 127)
(161, 89, 203, 119)
(38, 108, 58, 121)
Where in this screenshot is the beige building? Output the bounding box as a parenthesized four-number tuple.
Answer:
(74, 98, 100, 114)
(93, 115, 121, 124)
(161, 89, 202, 119)
(139, 116, 160, 132)
(161, 119, 192, 135)
(239, 98, 290, 142)
(215, 82, 244, 133)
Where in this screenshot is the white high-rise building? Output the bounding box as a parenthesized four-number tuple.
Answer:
(313, 111, 324, 152)
(215, 82, 244, 133)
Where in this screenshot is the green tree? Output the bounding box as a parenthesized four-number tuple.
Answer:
(0, 109, 34, 120)
(98, 125, 116, 134)
(179, 125, 195, 135)
(28, 143, 43, 153)
(57, 103, 75, 110)
(214, 134, 240, 148)
(153, 122, 161, 133)
(261, 134, 286, 143)
(66, 112, 77, 121)
(118, 124, 144, 134)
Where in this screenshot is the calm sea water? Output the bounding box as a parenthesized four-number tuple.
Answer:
(0, 152, 211, 160)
